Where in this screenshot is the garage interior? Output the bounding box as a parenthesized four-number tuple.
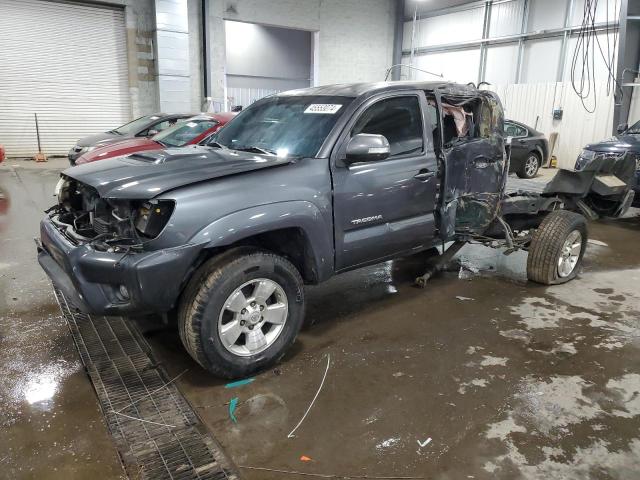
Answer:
(1, 0, 640, 479)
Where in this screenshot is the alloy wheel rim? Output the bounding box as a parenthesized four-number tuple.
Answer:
(525, 155, 538, 177)
(217, 278, 288, 357)
(557, 230, 582, 278)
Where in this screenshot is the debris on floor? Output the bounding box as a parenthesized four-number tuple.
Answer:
(229, 397, 239, 423)
(225, 377, 255, 389)
(287, 354, 331, 439)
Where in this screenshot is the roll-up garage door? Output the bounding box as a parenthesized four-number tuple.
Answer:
(0, 0, 131, 158)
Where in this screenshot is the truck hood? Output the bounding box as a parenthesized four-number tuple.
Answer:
(63, 145, 293, 199)
(585, 133, 640, 154)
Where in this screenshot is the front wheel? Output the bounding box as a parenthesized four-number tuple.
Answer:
(526, 210, 588, 285)
(178, 248, 305, 378)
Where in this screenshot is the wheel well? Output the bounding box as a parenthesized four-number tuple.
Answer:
(226, 228, 319, 284)
(528, 150, 541, 161)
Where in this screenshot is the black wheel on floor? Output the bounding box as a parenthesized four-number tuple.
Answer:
(516, 152, 541, 179)
(526, 210, 588, 285)
(178, 247, 305, 378)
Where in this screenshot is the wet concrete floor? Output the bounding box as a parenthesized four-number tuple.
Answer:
(1, 160, 639, 479)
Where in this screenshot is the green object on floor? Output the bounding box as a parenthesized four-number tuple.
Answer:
(229, 397, 239, 423)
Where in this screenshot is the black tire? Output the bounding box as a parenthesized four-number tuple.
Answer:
(178, 247, 305, 378)
(516, 152, 541, 179)
(527, 210, 588, 285)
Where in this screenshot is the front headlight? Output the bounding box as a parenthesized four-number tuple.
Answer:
(55, 177, 72, 208)
(575, 149, 597, 171)
(134, 200, 174, 238)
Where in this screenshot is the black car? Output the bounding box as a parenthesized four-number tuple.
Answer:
(68, 113, 194, 165)
(505, 119, 549, 179)
(579, 120, 640, 206)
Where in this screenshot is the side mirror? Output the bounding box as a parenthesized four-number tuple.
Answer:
(616, 123, 628, 134)
(345, 134, 390, 164)
(147, 129, 159, 137)
(505, 136, 513, 146)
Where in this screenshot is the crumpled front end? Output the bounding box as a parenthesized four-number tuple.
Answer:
(37, 176, 201, 315)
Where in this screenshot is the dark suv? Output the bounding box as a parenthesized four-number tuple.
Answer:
(578, 120, 640, 206)
(38, 81, 633, 378)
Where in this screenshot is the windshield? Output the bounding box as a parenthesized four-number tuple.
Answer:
(114, 115, 162, 135)
(153, 119, 218, 147)
(212, 95, 353, 158)
(626, 120, 640, 135)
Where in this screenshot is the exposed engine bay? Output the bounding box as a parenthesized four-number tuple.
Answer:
(52, 176, 173, 250)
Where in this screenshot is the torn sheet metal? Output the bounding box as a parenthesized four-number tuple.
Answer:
(435, 90, 507, 237)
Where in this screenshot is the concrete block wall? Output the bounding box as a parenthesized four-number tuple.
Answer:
(120, 0, 161, 117)
(204, 0, 396, 109)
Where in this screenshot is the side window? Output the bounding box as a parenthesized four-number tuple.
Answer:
(351, 96, 424, 157)
(139, 119, 176, 136)
(505, 122, 526, 137)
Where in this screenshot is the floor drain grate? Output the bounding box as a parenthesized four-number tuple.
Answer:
(54, 289, 239, 480)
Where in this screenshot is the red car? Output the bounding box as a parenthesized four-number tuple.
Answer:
(75, 112, 236, 165)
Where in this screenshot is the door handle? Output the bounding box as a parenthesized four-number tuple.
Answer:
(472, 155, 497, 168)
(518, 139, 526, 144)
(414, 169, 435, 181)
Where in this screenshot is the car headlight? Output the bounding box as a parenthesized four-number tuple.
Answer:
(574, 149, 597, 171)
(55, 177, 72, 208)
(134, 200, 174, 238)
(54, 177, 65, 197)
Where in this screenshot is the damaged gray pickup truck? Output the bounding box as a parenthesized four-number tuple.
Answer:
(38, 81, 635, 378)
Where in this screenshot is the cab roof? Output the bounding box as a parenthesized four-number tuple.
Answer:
(277, 81, 481, 99)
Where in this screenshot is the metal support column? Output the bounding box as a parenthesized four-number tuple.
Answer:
(614, 0, 640, 132)
(515, 0, 530, 84)
(478, 1, 492, 85)
(392, 0, 406, 80)
(557, 0, 575, 82)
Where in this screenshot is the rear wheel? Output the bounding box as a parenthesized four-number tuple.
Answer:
(178, 248, 305, 378)
(517, 152, 541, 179)
(526, 210, 587, 285)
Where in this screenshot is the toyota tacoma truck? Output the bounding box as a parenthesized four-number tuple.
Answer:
(37, 81, 635, 378)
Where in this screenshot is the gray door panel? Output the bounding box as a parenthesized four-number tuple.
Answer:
(331, 92, 438, 270)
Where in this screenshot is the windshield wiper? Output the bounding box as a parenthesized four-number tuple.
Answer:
(234, 145, 277, 156)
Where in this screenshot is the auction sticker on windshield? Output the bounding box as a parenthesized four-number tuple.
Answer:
(304, 104, 343, 114)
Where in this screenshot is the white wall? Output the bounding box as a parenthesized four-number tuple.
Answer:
(401, 0, 622, 168)
(629, 89, 640, 126)
(205, 0, 396, 107)
(490, 81, 616, 169)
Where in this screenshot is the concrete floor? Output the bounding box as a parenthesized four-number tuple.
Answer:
(1, 159, 639, 479)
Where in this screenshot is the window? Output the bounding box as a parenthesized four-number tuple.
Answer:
(214, 95, 353, 158)
(114, 115, 161, 135)
(153, 119, 218, 147)
(351, 96, 423, 157)
(505, 122, 527, 137)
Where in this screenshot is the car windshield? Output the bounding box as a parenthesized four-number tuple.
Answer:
(626, 120, 640, 135)
(212, 95, 353, 158)
(114, 115, 162, 135)
(153, 119, 218, 147)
